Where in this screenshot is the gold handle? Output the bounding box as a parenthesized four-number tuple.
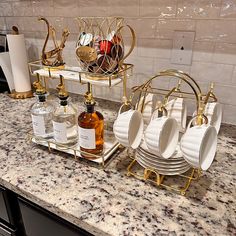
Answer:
(117, 24, 136, 66)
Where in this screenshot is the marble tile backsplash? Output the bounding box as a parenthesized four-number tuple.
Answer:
(0, 0, 236, 124)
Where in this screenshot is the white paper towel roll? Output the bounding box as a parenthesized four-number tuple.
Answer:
(0, 52, 14, 91)
(7, 34, 31, 93)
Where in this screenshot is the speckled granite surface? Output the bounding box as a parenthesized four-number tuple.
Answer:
(0, 93, 235, 236)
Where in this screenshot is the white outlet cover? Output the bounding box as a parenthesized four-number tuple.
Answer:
(171, 31, 195, 65)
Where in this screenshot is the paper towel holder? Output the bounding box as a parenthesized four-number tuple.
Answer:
(9, 89, 33, 99)
(7, 26, 33, 99)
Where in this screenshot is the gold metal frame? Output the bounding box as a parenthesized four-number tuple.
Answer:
(124, 69, 218, 195)
(75, 17, 135, 78)
(28, 60, 133, 89)
(127, 159, 201, 196)
(28, 132, 123, 169)
(28, 17, 135, 169)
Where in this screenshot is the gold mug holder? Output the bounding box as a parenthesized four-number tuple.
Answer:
(124, 69, 219, 195)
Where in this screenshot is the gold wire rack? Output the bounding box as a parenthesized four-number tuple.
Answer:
(123, 69, 218, 195)
(28, 16, 135, 169)
(28, 130, 123, 169)
(127, 150, 201, 195)
(28, 60, 133, 88)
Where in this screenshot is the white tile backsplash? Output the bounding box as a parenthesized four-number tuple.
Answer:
(108, 0, 139, 17)
(140, 0, 177, 18)
(177, 0, 221, 19)
(220, 0, 236, 18)
(213, 43, 236, 65)
(54, 0, 79, 17)
(213, 84, 236, 105)
(156, 19, 196, 39)
(12, 1, 33, 17)
(192, 41, 214, 62)
(78, 0, 110, 17)
(0, 3, 13, 17)
(32, 0, 55, 17)
(190, 61, 234, 84)
(0, 0, 236, 124)
(232, 66, 236, 85)
(196, 19, 236, 43)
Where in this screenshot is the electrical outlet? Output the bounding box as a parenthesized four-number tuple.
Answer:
(171, 31, 195, 65)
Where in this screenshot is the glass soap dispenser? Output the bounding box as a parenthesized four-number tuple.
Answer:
(78, 83, 104, 158)
(30, 74, 54, 139)
(52, 76, 78, 146)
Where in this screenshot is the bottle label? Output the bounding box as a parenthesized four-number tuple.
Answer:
(78, 127, 96, 149)
(31, 115, 46, 136)
(53, 122, 67, 143)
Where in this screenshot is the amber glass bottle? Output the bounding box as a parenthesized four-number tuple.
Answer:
(78, 92, 104, 158)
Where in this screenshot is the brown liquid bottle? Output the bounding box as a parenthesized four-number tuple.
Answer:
(78, 91, 104, 158)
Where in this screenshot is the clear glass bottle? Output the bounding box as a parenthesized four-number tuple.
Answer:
(30, 93, 54, 139)
(78, 91, 104, 158)
(53, 96, 78, 146)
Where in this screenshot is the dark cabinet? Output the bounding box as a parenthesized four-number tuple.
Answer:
(0, 187, 9, 224)
(0, 186, 18, 236)
(18, 198, 92, 236)
(0, 223, 16, 236)
(0, 185, 93, 236)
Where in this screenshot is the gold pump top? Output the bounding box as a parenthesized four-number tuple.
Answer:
(84, 83, 95, 105)
(33, 73, 46, 95)
(57, 75, 68, 98)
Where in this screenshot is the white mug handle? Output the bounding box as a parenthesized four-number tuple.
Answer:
(151, 108, 167, 121)
(186, 115, 208, 131)
(118, 102, 132, 115)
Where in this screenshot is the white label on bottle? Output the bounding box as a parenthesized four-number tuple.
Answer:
(53, 121, 67, 143)
(31, 115, 46, 136)
(78, 127, 96, 149)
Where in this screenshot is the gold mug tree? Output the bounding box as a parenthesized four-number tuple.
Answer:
(125, 69, 220, 195)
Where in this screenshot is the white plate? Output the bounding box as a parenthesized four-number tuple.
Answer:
(136, 149, 188, 167)
(135, 155, 191, 176)
(139, 141, 185, 162)
(138, 147, 186, 164)
(136, 152, 190, 171)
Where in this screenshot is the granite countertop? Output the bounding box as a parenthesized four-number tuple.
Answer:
(0, 93, 235, 236)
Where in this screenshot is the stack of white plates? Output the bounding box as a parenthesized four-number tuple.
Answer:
(135, 141, 191, 175)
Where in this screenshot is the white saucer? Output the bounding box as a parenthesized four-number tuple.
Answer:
(135, 154, 191, 176)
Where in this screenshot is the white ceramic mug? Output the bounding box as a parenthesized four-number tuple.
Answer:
(165, 97, 187, 132)
(144, 115, 179, 159)
(204, 102, 222, 134)
(180, 118, 217, 171)
(137, 93, 155, 125)
(192, 102, 222, 134)
(113, 106, 144, 149)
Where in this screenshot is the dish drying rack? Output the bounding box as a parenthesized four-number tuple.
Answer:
(123, 69, 218, 195)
